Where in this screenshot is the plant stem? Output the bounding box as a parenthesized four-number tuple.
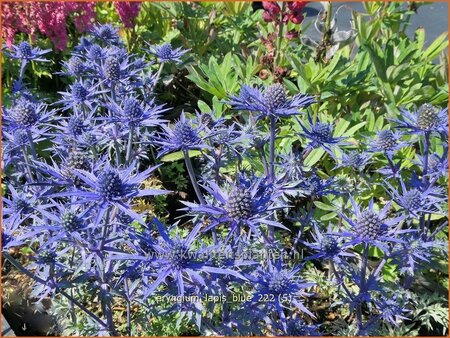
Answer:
(269, 115, 277, 181)
(3, 252, 108, 330)
(183, 149, 205, 205)
(420, 132, 431, 237)
(126, 126, 134, 165)
(124, 279, 132, 336)
(110, 84, 122, 166)
(356, 243, 369, 334)
(21, 146, 34, 182)
(26, 130, 38, 161)
(274, 2, 286, 69)
(152, 63, 165, 90)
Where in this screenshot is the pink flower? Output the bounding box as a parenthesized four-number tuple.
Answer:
(1, 2, 96, 51)
(114, 2, 141, 28)
(262, 1, 281, 23)
(262, 1, 281, 15)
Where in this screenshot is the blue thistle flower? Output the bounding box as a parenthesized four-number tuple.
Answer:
(4, 41, 51, 62)
(146, 42, 190, 63)
(50, 162, 168, 224)
(87, 44, 107, 61)
(59, 56, 89, 77)
(299, 172, 340, 198)
(246, 260, 315, 331)
(296, 113, 348, 155)
(105, 96, 168, 130)
(118, 218, 247, 297)
(154, 112, 210, 157)
(374, 295, 409, 326)
(302, 225, 354, 262)
(89, 24, 121, 45)
(415, 152, 448, 179)
(4, 96, 53, 132)
(385, 178, 445, 218)
(334, 150, 371, 171)
(337, 197, 409, 252)
(391, 233, 443, 275)
(226, 84, 315, 119)
(391, 104, 448, 136)
(103, 55, 121, 82)
(182, 176, 287, 239)
(56, 80, 105, 111)
(367, 129, 408, 154)
(3, 185, 52, 225)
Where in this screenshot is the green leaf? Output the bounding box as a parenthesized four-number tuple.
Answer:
(314, 201, 337, 211)
(161, 150, 201, 162)
(304, 148, 325, 167)
(423, 32, 448, 60)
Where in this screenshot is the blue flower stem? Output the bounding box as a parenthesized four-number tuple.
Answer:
(258, 147, 269, 177)
(100, 206, 114, 250)
(356, 243, 369, 334)
(125, 126, 134, 165)
(3, 252, 109, 330)
(329, 260, 354, 301)
(420, 132, 431, 236)
(110, 84, 121, 166)
(269, 115, 277, 180)
(153, 63, 164, 88)
(26, 130, 38, 161)
(17, 59, 28, 89)
(268, 115, 277, 242)
(183, 149, 205, 205)
(124, 279, 132, 336)
(21, 146, 34, 182)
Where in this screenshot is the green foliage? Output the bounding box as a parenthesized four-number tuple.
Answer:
(411, 292, 449, 335)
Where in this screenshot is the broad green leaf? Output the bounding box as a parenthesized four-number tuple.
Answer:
(161, 150, 201, 162)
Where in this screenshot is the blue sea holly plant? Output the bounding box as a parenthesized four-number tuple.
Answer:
(1, 19, 448, 338)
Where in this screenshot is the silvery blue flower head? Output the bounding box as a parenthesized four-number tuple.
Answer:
(4, 41, 51, 62)
(392, 233, 443, 276)
(105, 96, 168, 130)
(30, 204, 91, 249)
(56, 80, 105, 111)
(299, 172, 339, 199)
(154, 111, 210, 157)
(33, 149, 94, 187)
(58, 56, 90, 77)
(302, 224, 354, 262)
(374, 295, 409, 327)
(50, 162, 168, 224)
(296, 114, 348, 155)
(226, 84, 315, 119)
(391, 104, 448, 136)
(3, 185, 52, 225)
(3, 129, 47, 167)
(89, 24, 121, 45)
(247, 260, 315, 330)
(131, 218, 246, 297)
(385, 178, 445, 218)
(338, 196, 409, 252)
(367, 129, 407, 154)
(182, 176, 287, 240)
(54, 114, 92, 145)
(334, 150, 371, 171)
(146, 42, 190, 63)
(3, 96, 53, 132)
(85, 44, 107, 61)
(415, 152, 448, 179)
